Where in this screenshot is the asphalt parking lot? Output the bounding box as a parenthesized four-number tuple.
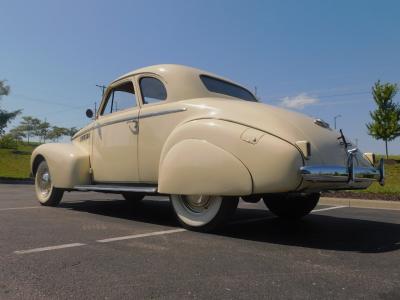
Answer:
(0, 184, 399, 299)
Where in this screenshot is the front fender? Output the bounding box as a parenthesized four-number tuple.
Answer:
(31, 143, 90, 188)
(158, 139, 252, 195)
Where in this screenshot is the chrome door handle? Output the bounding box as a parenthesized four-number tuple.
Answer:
(127, 120, 139, 134)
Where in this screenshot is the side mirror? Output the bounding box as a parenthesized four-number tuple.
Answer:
(86, 109, 94, 119)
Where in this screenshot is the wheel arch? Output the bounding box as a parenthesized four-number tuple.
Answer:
(158, 119, 254, 196)
(158, 118, 303, 195)
(31, 143, 91, 188)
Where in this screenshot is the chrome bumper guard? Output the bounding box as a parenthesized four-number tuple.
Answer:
(300, 149, 385, 186)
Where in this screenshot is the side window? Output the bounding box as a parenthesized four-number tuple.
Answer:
(139, 77, 167, 105)
(101, 81, 136, 115)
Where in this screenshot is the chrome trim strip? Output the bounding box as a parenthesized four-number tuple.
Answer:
(74, 185, 157, 193)
(140, 108, 187, 119)
(72, 127, 94, 140)
(73, 108, 187, 139)
(314, 118, 331, 129)
(96, 116, 139, 128)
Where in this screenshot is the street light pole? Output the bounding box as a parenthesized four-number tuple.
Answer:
(96, 84, 106, 97)
(334, 114, 342, 130)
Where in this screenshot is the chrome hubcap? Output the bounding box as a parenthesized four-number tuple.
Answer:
(37, 164, 51, 198)
(182, 195, 213, 213)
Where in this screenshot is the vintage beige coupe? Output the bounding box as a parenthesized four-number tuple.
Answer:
(31, 64, 384, 231)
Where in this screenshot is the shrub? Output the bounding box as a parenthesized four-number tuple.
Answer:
(0, 134, 18, 149)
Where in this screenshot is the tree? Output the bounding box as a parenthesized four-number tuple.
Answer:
(19, 116, 41, 144)
(0, 80, 21, 135)
(67, 127, 78, 138)
(36, 120, 50, 143)
(367, 81, 400, 159)
(9, 126, 26, 142)
(47, 126, 68, 142)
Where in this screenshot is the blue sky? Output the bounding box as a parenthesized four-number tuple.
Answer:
(1, 0, 399, 153)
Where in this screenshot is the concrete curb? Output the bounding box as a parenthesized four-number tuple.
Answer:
(320, 197, 400, 211)
(0, 179, 34, 185)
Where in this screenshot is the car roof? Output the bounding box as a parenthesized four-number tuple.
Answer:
(111, 64, 254, 102)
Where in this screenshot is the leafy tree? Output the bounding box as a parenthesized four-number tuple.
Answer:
(9, 126, 26, 142)
(19, 116, 41, 144)
(67, 127, 79, 138)
(36, 120, 50, 143)
(0, 80, 21, 135)
(367, 81, 400, 158)
(47, 126, 68, 142)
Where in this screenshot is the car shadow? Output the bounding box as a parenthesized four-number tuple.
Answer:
(60, 198, 400, 254)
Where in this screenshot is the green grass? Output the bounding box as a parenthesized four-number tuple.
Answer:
(350, 155, 400, 195)
(0, 143, 38, 179)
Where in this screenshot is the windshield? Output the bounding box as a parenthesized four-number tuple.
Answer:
(200, 75, 257, 102)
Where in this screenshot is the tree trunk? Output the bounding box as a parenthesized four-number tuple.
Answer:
(385, 140, 389, 159)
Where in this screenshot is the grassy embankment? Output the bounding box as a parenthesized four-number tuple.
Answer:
(352, 155, 400, 195)
(0, 143, 38, 179)
(0, 144, 399, 196)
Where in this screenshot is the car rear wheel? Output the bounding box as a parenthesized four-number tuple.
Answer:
(263, 193, 320, 219)
(170, 195, 239, 232)
(35, 160, 64, 206)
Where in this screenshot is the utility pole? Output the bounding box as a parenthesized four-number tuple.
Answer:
(93, 102, 97, 120)
(96, 84, 106, 97)
(334, 114, 342, 130)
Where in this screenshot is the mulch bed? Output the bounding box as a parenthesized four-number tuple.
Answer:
(321, 192, 400, 201)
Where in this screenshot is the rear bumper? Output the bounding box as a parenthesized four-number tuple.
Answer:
(300, 149, 385, 188)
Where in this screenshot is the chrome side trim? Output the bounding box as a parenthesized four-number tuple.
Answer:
(72, 126, 94, 140)
(95, 116, 139, 128)
(73, 108, 187, 139)
(74, 184, 157, 193)
(140, 108, 187, 119)
(314, 118, 331, 129)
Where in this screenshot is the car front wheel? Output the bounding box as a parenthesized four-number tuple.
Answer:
(34, 160, 64, 206)
(170, 195, 239, 232)
(263, 193, 320, 219)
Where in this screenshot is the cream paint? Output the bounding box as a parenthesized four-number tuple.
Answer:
(158, 139, 253, 195)
(32, 64, 377, 194)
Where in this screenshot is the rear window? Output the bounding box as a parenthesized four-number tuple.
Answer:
(200, 75, 257, 102)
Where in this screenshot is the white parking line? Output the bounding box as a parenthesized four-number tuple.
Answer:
(14, 243, 86, 255)
(12, 206, 346, 254)
(97, 228, 187, 243)
(312, 206, 346, 213)
(0, 206, 42, 211)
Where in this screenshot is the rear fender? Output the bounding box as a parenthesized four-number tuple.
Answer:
(158, 139, 252, 196)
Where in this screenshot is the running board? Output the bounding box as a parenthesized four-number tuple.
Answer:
(74, 184, 157, 193)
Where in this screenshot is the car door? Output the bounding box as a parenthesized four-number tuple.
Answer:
(137, 75, 188, 183)
(91, 78, 140, 183)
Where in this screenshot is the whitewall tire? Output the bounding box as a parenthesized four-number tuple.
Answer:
(170, 195, 238, 232)
(34, 160, 64, 206)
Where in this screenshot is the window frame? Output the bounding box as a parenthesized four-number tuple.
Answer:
(98, 78, 139, 117)
(200, 74, 257, 102)
(137, 74, 168, 107)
